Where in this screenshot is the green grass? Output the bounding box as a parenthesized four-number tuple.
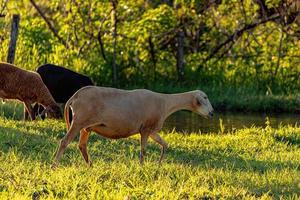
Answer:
(0, 101, 24, 120)
(0, 114, 299, 199)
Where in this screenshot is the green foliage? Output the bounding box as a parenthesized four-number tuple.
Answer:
(0, 0, 299, 107)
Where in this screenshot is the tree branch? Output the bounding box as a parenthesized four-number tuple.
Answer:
(274, 28, 284, 78)
(239, 0, 262, 47)
(96, 9, 112, 62)
(204, 14, 281, 63)
(97, 31, 107, 62)
(29, 0, 67, 48)
(0, 0, 8, 17)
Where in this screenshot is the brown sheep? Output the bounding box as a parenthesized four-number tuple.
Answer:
(0, 62, 62, 120)
(53, 86, 214, 167)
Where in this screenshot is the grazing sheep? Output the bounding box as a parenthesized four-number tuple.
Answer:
(53, 86, 214, 166)
(25, 63, 94, 120)
(0, 62, 62, 120)
(37, 64, 94, 103)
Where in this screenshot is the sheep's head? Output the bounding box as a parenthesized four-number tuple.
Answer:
(192, 90, 214, 118)
(42, 105, 62, 119)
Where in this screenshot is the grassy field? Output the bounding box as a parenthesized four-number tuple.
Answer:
(0, 105, 299, 199)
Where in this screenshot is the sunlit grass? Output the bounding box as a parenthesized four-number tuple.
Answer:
(0, 100, 24, 120)
(0, 114, 299, 199)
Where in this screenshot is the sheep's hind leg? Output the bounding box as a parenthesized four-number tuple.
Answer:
(52, 123, 81, 168)
(78, 129, 92, 166)
(139, 133, 150, 165)
(150, 132, 168, 163)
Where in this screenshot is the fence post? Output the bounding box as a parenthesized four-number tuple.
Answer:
(7, 14, 20, 64)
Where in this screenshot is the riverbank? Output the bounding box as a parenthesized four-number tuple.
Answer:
(212, 94, 300, 113)
(0, 118, 299, 199)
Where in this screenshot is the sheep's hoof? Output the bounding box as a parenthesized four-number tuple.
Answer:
(139, 159, 144, 165)
(158, 157, 165, 165)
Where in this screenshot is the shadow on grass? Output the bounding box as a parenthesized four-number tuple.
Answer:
(67, 134, 300, 174)
(165, 146, 299, 172)
(0, 126, 299, 173)
(273, 134, 300, 147)
(0, 125, 61, 162)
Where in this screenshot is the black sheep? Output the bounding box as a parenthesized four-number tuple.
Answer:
(28, 64, 94, 119)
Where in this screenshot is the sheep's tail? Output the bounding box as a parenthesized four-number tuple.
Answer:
(64, 98, 72, 131)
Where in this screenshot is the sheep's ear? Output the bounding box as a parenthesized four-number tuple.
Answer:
(196, 97, 202, 106)
(193, 96, 201, 107)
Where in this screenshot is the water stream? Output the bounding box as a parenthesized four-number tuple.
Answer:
(164, 111, 300, 133)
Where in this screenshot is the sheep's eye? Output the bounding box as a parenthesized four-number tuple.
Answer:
(204, 96, 207, 100)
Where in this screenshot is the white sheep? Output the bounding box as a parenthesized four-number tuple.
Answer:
(53, 86, 214, 166)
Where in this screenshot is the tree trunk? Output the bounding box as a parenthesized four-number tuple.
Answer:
(111, 0, 118, 86)
(7, 14, 20, 64)
(148, 35, 156, 81)
(176, 29, 184, 82)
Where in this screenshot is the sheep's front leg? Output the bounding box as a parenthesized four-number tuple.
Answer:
(33, 103, 45, 120)
(150, 132, 168, 163)
(24, 108, 30, 120)
(140, 133, 149, 165)
(78, 129, 92, 166)
(24, 102, 35, 120)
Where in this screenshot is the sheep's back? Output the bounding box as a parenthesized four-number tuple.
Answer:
(71, 86, 166, 128)
(0, 62, 48, 102)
